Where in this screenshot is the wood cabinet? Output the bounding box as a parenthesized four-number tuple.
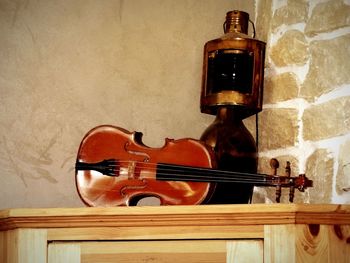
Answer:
(1, 204, 349, 263)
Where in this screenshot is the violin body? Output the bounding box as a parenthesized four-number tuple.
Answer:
(76, 125, 216, 206)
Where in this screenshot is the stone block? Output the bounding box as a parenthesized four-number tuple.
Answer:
(305, 149, 333, 203)
(272, 0, 309, 30)
(302, 96, 350, 141)
(301, 34, 350, 101)
(305, 0, 350, 37)
(258, 108, 298, 151)
(336, 139, 350, 195)
(264, 72, 299, 104)
(270, 30, 309, 67)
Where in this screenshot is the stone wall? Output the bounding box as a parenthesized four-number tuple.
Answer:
(251, 0, 350, 204)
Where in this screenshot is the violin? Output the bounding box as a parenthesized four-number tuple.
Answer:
(75, 125, 313, 206)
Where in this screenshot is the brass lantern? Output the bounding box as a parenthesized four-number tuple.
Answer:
(201, 10, 266, 118)
(200, 10, 266, 204)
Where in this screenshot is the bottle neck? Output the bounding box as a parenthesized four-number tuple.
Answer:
(215, 107, 244, 123)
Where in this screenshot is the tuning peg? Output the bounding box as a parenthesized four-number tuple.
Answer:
(270, 158, 279, 176)
(285, 161, 291, 177)
(269, 159, 281, 203)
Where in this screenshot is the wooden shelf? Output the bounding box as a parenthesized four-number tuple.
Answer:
(1, 204, 349, 263)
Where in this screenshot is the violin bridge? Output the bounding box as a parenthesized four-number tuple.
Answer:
(128, 161, 137, 179)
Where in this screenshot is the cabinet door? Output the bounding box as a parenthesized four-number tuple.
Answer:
(48, 239, 263, 263)
(264, 224, 350, 263)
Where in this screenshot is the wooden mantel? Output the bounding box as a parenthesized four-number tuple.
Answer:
(1, 204, 349, 263)
(1, 204, 350, 229)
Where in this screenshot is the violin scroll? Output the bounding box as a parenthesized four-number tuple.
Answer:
(294, 174, 313, 191)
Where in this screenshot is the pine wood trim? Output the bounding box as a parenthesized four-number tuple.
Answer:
(0, 204, 349, 231)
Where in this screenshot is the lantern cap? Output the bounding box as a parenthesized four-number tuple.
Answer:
(224, 10, 249, 34)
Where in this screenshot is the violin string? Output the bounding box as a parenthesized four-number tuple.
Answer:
(95, 160, 274, 179)
(83, 164, 272, 182)
(77, 160, 282, 185)
(81, 170, 271, 185)
(156, 163, 272, 179)
(154, 174, 269, 184)
(154, 168, 269, 183)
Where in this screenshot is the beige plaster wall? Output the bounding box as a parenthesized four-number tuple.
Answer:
(0, 0, 255, 208)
